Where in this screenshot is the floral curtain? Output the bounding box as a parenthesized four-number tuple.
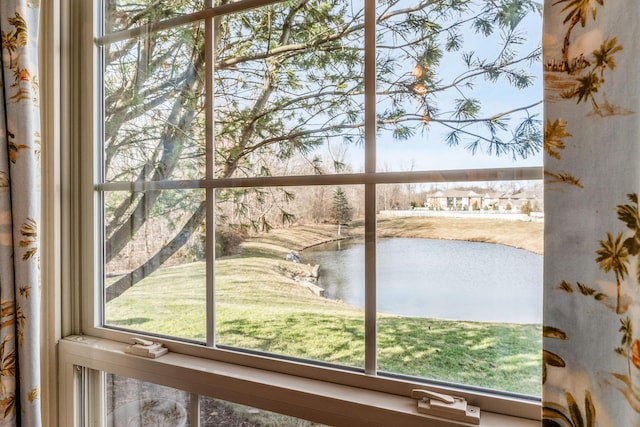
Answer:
(543, 0, 639, 425)
(0, 0, 41, 425)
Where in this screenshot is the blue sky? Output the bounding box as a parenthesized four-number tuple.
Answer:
(346, 6, 544, 173)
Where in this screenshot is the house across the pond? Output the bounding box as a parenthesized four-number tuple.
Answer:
(423, 188, 542, 212)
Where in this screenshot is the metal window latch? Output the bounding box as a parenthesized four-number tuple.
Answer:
(411, 389, 480, 425)
(124, 337, 168, 359)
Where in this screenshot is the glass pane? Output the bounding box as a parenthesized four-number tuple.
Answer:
(105, 0, 205, 33)
(200, 396, 329, 426)
(106, 374, 191, 427)
(214, 1, 365, 178)
(375, 0, 542, 172)
(104, 189, 206, 341)
(376, 181, 543, 397)
(102, 24, 206, 183)
(104, 373, 329, 426)
(215, 185, 365, 369)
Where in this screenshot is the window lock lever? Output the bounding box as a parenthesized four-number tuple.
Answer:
(411, 389, 480, 425)
(124, 337, 169, 358)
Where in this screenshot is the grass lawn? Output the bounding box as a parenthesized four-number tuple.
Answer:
(106, 219, 542, 397)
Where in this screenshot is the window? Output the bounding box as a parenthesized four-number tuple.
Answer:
(65, 0, 544, 425)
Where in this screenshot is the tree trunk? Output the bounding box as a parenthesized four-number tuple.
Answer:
(105, 201, 206, 302)
(105, 49, 204, 263)
(590, 94, 603, 117)
(562, 13, 580, 73)
(616, 273, 622, 314)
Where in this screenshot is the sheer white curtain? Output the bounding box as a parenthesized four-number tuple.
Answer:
(543, 1, 640, 425)
(0, 1, 41, 425)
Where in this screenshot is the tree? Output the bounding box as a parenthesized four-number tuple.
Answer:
(556, 35, 623, 117)
(544, 118, 571, 160)
(569, 71, 602, 115)
(331, 187, 352, 236)
(617, 194, 640, 249)
(616, 193, 640, 284)
(592, 37, 622, 82)
(103, 0, 543, 300)
(560, 37, 622, 117)
(619, 317, 633, 378)
(595, 232, 629, 314)
(553, 0, 603, 73)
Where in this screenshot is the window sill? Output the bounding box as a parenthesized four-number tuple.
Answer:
(58, 335, 539, 427)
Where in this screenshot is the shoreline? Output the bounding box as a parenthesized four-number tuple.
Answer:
(243, 215, 543, 258)
(347, 215, 542, 254)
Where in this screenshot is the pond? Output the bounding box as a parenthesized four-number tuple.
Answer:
(302, 238, 542, 324)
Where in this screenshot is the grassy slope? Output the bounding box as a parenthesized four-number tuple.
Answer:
(107, 218, 542, 396)
(373, 216, 542, 254)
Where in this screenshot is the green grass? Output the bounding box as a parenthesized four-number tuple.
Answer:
(106, 222, 542, 397)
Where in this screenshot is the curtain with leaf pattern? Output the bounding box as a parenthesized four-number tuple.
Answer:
(543, 0, 639, 425)
(0, 1, 41, 425)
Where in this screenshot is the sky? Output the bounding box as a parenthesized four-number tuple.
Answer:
(341, 5, 544, 174)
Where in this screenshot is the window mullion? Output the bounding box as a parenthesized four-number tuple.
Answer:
(364, 0, 377, 376)
(190, 393, 201, 427)
(96, 167, 544, 193)
(205, 2, 215, 349)
(95, 0, 288, 46)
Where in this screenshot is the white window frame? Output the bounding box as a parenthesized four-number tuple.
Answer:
(47, 0, 544, 425)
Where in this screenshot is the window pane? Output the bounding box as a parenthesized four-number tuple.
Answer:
(376, 182, 543, 396)
(375, 1, 542, 172)
(200, 396, 329, 426)
(214, 1, 365, 179)
(105, 0, 205, 33)
(216, 185, 365, 369)
(106, 374, 191, 426)
(103, 24, 206, 183)
(104, 189, 207, 341)
(104, 373, 329, 426)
